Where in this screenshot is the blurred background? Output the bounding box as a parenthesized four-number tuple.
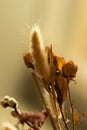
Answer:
(0, 0, 87, 129)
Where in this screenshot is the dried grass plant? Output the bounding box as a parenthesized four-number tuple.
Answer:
(0, 26, 86, 130)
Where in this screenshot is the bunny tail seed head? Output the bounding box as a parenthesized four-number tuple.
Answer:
(31, 25, 44, 49)
(31, 26, 50, 81)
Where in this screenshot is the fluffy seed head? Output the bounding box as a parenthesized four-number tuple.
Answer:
(0, 96, 18, 108)
(31, 26, 50, 80)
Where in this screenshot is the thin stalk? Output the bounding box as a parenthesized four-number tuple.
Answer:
(59, 106, 70, 130)
(67, 85, 75, 130)
(49, 45, 62, 130)
(32, 72, 57, 130)
(13, 107, 32, 127)
(50, 83, 62, 130)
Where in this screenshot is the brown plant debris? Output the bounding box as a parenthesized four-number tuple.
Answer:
(0, 96, 49, 130)
(23, 26, 78, 130)
(0, 26, 81, 130)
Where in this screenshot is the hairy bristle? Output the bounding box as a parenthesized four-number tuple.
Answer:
(31, 25, 44, 49)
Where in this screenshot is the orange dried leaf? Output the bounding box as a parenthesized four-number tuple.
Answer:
(56, 56, 65, 71)
(73, 109, 79, 124)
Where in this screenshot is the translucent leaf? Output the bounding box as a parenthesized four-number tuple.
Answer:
(73, 109, 79, 124)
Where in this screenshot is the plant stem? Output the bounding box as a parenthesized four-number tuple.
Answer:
(68, 85, 75, 130)
(50, 45, 62, 130)
(13, 107, 32, 127)
(32, 72, 57, 130)
(59, 106, 70, 130)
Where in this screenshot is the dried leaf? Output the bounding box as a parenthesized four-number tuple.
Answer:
(73, 109, 79, 124)
(56, 56, 65, 71)
(15, 109, 48, 130)
(23, 53, 34, 69)
(54, 74, 68, 106)
(82, 112, 86, 118)
(80, 112, 87, 122)
(62, 60, 78, 79)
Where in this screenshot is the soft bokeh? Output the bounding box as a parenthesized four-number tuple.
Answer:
(0, 0, 87, 129)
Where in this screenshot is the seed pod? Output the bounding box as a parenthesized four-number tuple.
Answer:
(9, 98, 18, 108)
(0, 96, 18, 108)
(11, 109, 20, 117)
(23, 53, 34, 69)
(62, 60, 78, 78)
(0, 96, 10, 108)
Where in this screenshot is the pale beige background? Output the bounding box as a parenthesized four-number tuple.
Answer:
(0, 0, 87, 129)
